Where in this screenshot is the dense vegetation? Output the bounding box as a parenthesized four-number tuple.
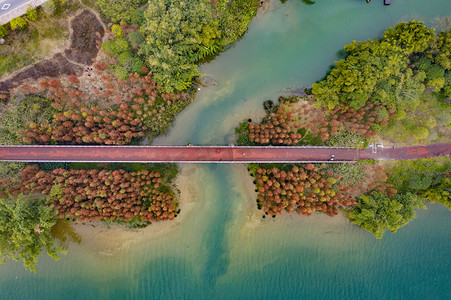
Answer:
(0, 0, 80, 77)
(237, 21, 450, 148)
(101, 0, 259, 92)
(1, 63, 192, 145)
(0, 193, 63, 272)
(0, 161, 179, 271)
(2, 165, 179, 223)
(238, 20, 450, 239)
(349, 157, 450, 238)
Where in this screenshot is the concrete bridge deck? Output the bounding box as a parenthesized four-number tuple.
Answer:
(0, 144, 449, 163)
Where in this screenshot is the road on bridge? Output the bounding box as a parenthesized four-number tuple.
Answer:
(0, 143, 449, 163)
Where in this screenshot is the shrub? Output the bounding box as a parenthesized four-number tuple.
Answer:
(425, 64, 445, 90)
(26, 7, 39, 21)
(416, 56, 431, 71)
(114, 66, 129, 80)
(97, 0, 142, 23)
(101, 37, 129, 56)
(111, 24, 122, 38)
(127, 31, 144, 47)
(0, 24, 8, 38)
(130, 8, 145, 25)
(10, 17, 28, 30)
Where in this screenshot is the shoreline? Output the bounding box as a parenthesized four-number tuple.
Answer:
(65, 162, 354, 257)
(66, 164, 199, 257)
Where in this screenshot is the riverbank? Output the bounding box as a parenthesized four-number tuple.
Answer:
(65, 164, 199, 257)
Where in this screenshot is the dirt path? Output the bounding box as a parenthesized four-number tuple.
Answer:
(0, 143, 449, 163)
(0, 8, 104, 92)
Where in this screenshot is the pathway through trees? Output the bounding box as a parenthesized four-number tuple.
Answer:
(0, 143, 449, 163)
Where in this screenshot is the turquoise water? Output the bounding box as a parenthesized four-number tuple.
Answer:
(1, 0, 451, 299)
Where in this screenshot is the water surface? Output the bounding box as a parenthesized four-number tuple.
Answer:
(1, 0, 451, 299)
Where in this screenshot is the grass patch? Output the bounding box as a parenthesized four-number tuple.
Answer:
(0, 2, 81, 78)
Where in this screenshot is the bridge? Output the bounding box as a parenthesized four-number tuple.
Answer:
(0, 143, 449, 163)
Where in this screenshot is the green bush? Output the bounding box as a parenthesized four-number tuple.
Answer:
(26, 7, 39, 21)
(0, 24, 8, 38)
(326, 129, 366, 149)
(10, 17, 28, 30)
(130, 8, 145, 25)
(127, 31, 145, 47)
(425, 64, 445, 90)
(111, 24, 123, 37)
(416, 56, 431, 71)
(101, 37, 129, 56)
(97, 0, 142, 23)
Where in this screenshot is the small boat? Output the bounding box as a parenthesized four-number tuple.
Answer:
(384, 0, 391, 5)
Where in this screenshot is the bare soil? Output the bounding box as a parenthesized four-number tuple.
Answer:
(0, 9, 104, 93)
(64, 9, 104, 65)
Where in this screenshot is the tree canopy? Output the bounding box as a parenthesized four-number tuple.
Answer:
(312, 39, 408, 110)
(140, 0, 213, 92)
(0, 194, 62, 272)
(383, 20, 435, 54)
(348, 191, 424, 239)
(97, 0, 146, 23)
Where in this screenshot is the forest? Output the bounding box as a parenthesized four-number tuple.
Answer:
(0, 0, 260, 271)
(0, 1, 449, 272)
(236, 20, 450, 238)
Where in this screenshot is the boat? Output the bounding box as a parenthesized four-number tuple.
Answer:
(384, 0, 391, 5)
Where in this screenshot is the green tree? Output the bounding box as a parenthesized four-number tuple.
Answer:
(26, 7, 39, 21)
(140, 0, 212, 92)
(111, 24, 123, 38)
(312, 40, 408, 109)
(433, 30, 451, 70)
(348, 191, 424, 239)
(97, 0, 144, 23)
(0, 96, 57, 145)
(0, 194, 63, 272)
(0, 161, 26, 184)
(0, 24, 8, 38)
(384, 20, 435, 54)
(127, 30, 145, 48)
(217, 0, 258, 46)
(10, 17, 28, 30)
(418, 177, 451, 209)
(425, 64, 446, 90)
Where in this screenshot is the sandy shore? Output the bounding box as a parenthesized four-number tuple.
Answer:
(65, 162, 351, 257)
(238, 164, 352, 232)
(67, 164, 200, 256)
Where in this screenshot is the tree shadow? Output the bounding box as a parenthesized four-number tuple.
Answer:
(51, 220, 82, 250)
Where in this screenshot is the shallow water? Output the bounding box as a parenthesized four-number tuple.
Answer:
(1, 0, 451, 299)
